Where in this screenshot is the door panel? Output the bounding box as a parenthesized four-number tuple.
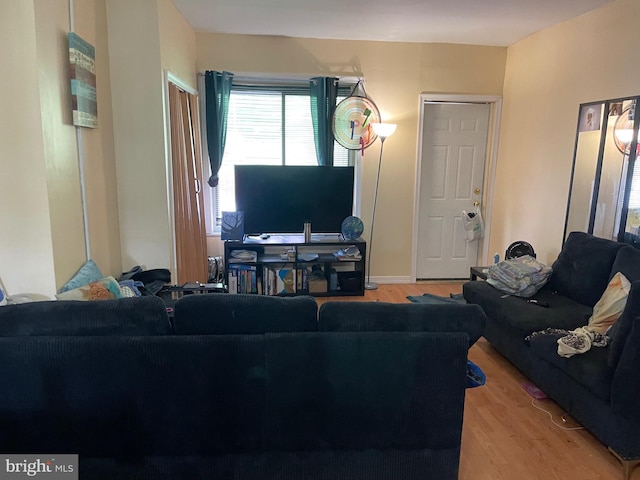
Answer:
(417, 103, 490, 279)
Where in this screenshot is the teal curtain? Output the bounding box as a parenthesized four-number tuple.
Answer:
(204, 71, 234, 187)
(310, 77, 338, 166)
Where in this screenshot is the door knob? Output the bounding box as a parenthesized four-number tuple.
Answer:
(474, 188, 481, 195)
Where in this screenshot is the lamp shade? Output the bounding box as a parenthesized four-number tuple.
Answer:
(615, 128, 636, 145)
(371, 123, 397, 139)
(613, 105, 638, 154)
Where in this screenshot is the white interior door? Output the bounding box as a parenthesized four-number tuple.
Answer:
(417, 102, 490, 279)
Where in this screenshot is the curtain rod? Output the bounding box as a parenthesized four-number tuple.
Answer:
(197, 72, 363, 84)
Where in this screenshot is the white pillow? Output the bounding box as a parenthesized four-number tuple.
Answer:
(587, 271, 631, 334)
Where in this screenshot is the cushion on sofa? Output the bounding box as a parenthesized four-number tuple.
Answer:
(462, 282, 592, 337)
(608, 280, 640, 367)
(610, 305, 640, 423)
(55, 276, 123, 301)
(318, 301, 486, 347)
(172, 294, 318, 334)
(610, 245, 640, 282)
(59, 259, 104, 293)
(527, 333, 614, 402)
(0, 296, 171, 336)
(548, 232, 625, 307)
(587, 272, 631, 334)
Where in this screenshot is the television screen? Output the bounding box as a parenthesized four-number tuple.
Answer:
(234, 165, 354, 235)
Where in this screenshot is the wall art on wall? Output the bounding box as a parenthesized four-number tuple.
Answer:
(578, 103, 602, 132)
(609, 102, 623, 117)
(69, 32, 97, 128)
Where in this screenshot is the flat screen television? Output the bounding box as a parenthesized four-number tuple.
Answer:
(234, 165, 354, 235)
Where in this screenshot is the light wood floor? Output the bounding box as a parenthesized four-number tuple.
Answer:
(317, 283, 634, 480)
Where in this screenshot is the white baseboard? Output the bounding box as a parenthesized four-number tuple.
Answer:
(369, 276, 412, 285)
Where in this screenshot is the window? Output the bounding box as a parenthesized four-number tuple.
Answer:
(629, 160, 640, 209)
(202, 80, 356, 234)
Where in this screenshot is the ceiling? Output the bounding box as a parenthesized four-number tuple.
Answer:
(172, 0, 614, 47)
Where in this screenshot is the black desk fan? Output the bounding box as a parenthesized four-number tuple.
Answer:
(505, 241, 536, 259)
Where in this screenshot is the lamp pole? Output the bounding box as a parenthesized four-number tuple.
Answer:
(365, 123, 397, 290)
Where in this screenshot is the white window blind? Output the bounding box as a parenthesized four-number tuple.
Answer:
(203, 82, 354, 234)
(629, 159, 640, 209)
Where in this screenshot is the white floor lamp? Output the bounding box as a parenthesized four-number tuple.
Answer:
(365, 122, 397, 290)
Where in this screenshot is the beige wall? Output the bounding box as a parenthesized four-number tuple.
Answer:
(0, 0, 195, 297)
(158, 0, 198, 281)
(76, 0, 123, 280)
(107, 0, 196, 280)
(493, 0, 640, 264)
(6, 0, 636, 291)
(1, 0, 121, 297)
(32, 0, 122, 289)
(158, 0, 197, 91)
(107, 0, 166, 273)
(0, 1, 57, 297)
(197, 34, 507, 279)
(34, 0, 86, 289)
(107, 0, 169, 273)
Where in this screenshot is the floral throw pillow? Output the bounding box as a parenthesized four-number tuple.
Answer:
(56, 276, 123, 301)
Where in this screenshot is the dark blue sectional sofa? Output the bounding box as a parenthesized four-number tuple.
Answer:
(0, 294, 486, 480)
(463, 231, 640, 480)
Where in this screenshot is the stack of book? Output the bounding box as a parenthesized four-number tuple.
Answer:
(228, 250, 259, 294)
(262, 265, 296, 295)
(228, 264, 258, 294)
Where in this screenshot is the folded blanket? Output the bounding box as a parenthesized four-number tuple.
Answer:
(486, 255, 552, 298)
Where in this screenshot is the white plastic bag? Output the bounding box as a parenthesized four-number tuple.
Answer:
(462, 206, 484, 242)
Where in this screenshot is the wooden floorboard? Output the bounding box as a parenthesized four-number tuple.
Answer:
(317, 283, 632, 480)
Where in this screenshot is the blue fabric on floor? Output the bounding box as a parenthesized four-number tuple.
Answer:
(407, 293, 466, 305)
(466, 360, 486, 388)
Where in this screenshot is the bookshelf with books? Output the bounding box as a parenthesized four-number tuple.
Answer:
(223, 235, 366, 297)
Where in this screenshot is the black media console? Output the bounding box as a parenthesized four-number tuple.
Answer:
(224, 234, 366, 297)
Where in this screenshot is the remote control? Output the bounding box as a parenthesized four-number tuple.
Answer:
(527, 299, 549, 308)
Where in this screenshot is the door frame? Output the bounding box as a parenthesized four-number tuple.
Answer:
(411, 94, 502, 282)
(164, 70, 200, 284)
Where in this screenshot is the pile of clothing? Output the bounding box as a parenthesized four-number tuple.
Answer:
(486, 255, 552, 298)
(525, 271, 631, 358)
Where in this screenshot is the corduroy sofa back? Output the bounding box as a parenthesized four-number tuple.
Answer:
(0, 294, 481, 479)
(318, 301, 487, 347)
(0, 332, 469, 480)
(0, 296, 171, 336)
(172, 294, 318, 334)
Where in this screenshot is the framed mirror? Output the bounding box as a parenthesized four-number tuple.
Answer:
(564, 96, 640, 248)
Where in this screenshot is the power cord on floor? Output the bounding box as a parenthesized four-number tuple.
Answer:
(531, 399, 585, 431)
